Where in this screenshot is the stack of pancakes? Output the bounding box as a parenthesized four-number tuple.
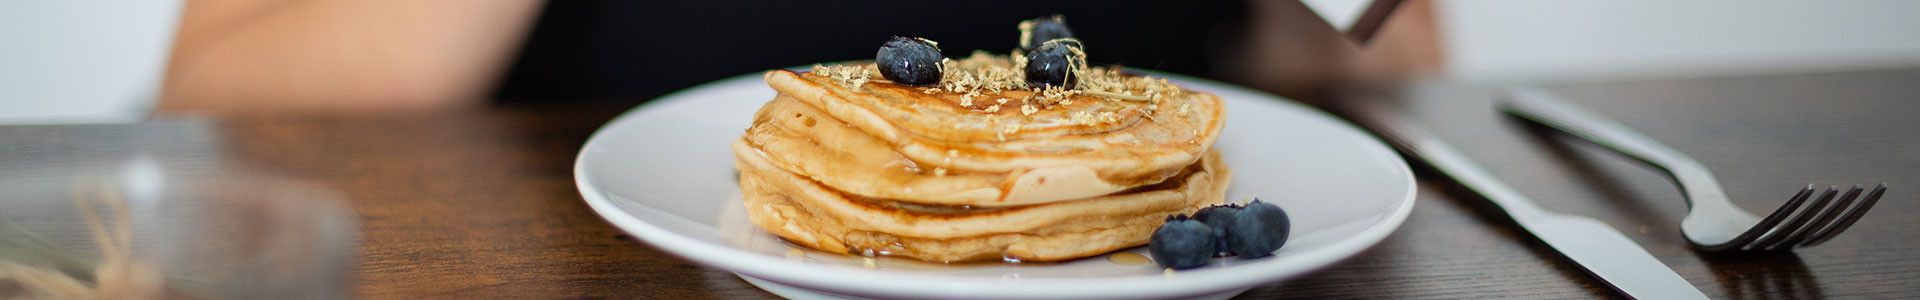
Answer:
(732, 61, 1228, 262)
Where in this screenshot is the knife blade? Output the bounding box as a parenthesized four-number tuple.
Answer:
(1343, 99, 1707, 299)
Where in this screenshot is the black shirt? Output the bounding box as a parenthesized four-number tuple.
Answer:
(492, 1, 1247, 104)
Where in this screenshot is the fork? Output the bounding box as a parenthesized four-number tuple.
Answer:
(1497, 87, 1887, 251)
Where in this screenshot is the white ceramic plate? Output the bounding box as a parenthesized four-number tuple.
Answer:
(575, 72, 1416, 300)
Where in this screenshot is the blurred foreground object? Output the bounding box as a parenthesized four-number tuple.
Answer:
(0, 121, 356, 299)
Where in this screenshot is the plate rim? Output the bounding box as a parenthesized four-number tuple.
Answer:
(574, 72, 1417, 299)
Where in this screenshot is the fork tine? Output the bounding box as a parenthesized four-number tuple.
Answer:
(1799, 183, 1887, 247)
(1765, 185, 1861, 250)
(1726, 185, 1815, 248)
(1751, 186, 1838, 250)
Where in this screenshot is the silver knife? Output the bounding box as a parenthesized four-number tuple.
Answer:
(1343, 100, 1707, 299)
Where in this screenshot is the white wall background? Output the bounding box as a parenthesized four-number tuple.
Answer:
(1436, 0, 1920, 82)
(0, 1, 182, 124)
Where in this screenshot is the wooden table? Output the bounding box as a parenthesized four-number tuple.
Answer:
(5, 69, 1917, 298)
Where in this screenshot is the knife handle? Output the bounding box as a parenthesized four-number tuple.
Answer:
(1342, 99, 1549, 220)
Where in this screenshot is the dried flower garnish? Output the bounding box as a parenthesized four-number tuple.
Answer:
(1069, 111, 1095, 125)
(938, 51, 1027, 97)
(809, 46, 1188, 121)
(813, 64, 878, 91)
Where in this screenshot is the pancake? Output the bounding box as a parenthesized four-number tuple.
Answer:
(734, 53, 1232, 263)
(734, 138, 1231, 262)
(757, 56, 1224, 206)
(744, 95, 1133, 207)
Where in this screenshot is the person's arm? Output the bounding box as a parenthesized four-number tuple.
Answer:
(1222, 0, 1441, 103)
(158, 0, 544, 114)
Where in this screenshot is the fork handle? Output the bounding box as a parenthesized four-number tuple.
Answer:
(1497, 87, 1730, 209)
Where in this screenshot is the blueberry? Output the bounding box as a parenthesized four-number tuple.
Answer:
(1149, 215, 1216, 269)
(1021, 15, 1075, 51)
(1191, 204, 1242, 256)
(875, 36, 943, 86)
(1023, 39, 1082, 89)
(1227, 199, 1291, 258)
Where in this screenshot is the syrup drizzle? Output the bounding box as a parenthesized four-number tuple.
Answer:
(1106, 252, 1152, 266)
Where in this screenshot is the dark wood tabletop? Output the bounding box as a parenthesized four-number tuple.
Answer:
(6, 68, 1917, 299)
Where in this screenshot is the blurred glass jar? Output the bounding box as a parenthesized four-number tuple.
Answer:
(1, 157, 355, 299)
